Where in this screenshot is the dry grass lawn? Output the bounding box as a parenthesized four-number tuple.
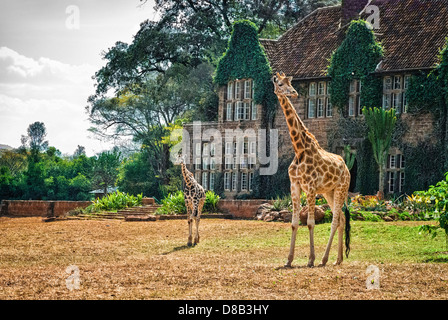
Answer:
(1, 216, 447, 300)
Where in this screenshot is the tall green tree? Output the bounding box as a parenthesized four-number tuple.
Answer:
(92, 149, 122, 196)
(362, 107, 397, 196)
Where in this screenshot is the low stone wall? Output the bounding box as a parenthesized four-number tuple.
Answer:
(0, 200, 92, 217)
(217, 199, 269, 219)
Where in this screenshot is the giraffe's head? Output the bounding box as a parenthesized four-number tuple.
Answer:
(272, 72, 298, 98)
(175, 153, 187, 165)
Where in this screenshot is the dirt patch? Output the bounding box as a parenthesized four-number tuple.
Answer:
(0, 217, 447, 300)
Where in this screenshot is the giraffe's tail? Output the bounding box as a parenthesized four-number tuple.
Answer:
(344, 202, 351, 258)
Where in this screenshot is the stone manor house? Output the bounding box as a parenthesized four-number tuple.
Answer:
(184, 0, 448, 199)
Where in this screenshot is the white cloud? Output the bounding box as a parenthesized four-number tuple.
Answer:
(0, 47, 112, 156)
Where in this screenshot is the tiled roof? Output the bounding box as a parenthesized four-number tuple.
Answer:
(261, 0, 448, 79)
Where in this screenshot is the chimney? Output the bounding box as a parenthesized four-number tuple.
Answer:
(341, 0, 370, 26)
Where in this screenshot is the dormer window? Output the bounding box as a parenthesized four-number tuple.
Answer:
(225, 79, 256, 121)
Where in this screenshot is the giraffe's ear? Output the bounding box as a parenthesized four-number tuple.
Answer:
(280, 71, 286, 77)
(288, 76, 293, 82)
(276, 72, 281, 78)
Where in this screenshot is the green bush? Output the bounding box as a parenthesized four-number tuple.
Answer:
(85, 191, 142, 213)
(156, 190, 221, 215)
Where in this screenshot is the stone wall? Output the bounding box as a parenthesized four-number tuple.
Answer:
(217, 199, 269, 219)
(0, 200, 92, 217)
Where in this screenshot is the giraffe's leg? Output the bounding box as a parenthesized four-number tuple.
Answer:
(318, 190, 335, 267)
(194, 198, 204, 245)
(320, 188, 344, 266)
(306, 191, 316, 268)
(285, 180, 301, 268)
(186, 201, 193, 247)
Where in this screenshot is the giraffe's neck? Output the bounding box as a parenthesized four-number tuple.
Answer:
(181, 163, 195, 188)
(277, 93, 312, 154)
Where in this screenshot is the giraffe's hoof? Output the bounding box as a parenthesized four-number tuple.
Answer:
(284, 262, 292, 268)
(318, 263, 326, 268)
(333, 260, 343, 266)
(307, 262, 314, 268)
(187, 242, 193, 247)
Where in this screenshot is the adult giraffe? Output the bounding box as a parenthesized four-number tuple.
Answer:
(272, 72, 351, 268)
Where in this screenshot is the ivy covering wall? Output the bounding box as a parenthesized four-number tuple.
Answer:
(214, 20, 278, 122)
(327, 20, 384, 114)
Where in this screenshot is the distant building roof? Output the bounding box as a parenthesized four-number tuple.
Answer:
(89, 187, 118, 194)
(261, 0, 448, 79)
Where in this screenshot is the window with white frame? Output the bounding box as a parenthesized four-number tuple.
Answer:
(232, 172, 238, 191)
(244, 80, 251, 99)
(225, 156, 232, 170)
(195, 157, 201, 170)
(241, 172, 248, 191)
(225, 142, 232, 155)
(309, 82, 316, 96)
(202, 157, 209, 170)
(210, 158, 216, 170)
(318, 82, 325, 95)
(226, 103, 233, 121)
(235, 81, 241, 100)
(326, 98, 333, 117)
(224, 172, 231, 190)
(249, 172, 254, 191)
(308, 99, 315, 118)
(348, 96, 355, 117)
(251, 102, 257, 120)
(202, 172, 208, 190)
(348, 80, 360, 116)
(227, 82, 233, 100)
(383, 74, 409, 114)
(210, 173, 215, 191)
(317, 98, 324, 118)
(250, 141, 256, 154)
(195, 143, 201, 157)
(386, 151, 405, 194)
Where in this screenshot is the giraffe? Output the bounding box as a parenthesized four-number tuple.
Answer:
(272, 72, 351, 268)
(176, 154, 206, 247)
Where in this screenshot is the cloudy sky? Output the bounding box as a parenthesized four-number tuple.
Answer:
(0, 0, 158, 156)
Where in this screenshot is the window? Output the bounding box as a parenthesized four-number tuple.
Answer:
(386, 152, 405, 194)
(326, 98, 333, 117)
(232, 157, 237, 170)
(225, 156, 232, 170)
(195, 172, 201, 183)
(348, 96, 355, 116)
(241, 172, 248, 191)
(243, 140, 249, 154)
(224, 172, 231, 190)
(384, 74, 408, 114)
(210, 158, 216, 170)
(240, 157, 248, 169)
(327, 81, 331, 95)
(350, 80, 356, 93)
(318, 82, 325, 95)
(195, 143, 201, 157)
(227, 82, 233, 100)
(225, 142, 232, 155)
(250, 141, 256, 154)
(399, 172, 405, 193)
(389, 155, 396, 169)
(317, 98, 324, 118)
(251, 102, 257, 120)
(210, 173, 215, 191)
(195, 158, 201, 170)
(232, 172, 238, 191)
(383, 94, 391, 109)
(357, 95, 362, 116)
(235, 81, 241, 100)
(210, 143, 215, 157)
(388, 171, 395, 193)
(234, 101, 242, 120)
(392, 93, 402, 114)
(226, 103, 233, 121)
(249, 172, 254, 191)
(202, 157, 209, 170)
(202, 172, 208, 190)
(248, 156, 256, 169)
(243, 102, 250, 120)
(244, 80, 251, 99)
(308, 99, 315, 118)
(309, 83, 316, 96)
(394, 76, 402, 90)
(384, 77, 392, 91)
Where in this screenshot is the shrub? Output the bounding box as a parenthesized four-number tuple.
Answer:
(85, 191, 142, 213)
(156, 190, 221, 215)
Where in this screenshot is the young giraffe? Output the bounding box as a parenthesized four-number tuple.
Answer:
(272, 72, 351, 268)
(177, 154, 206, 247)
